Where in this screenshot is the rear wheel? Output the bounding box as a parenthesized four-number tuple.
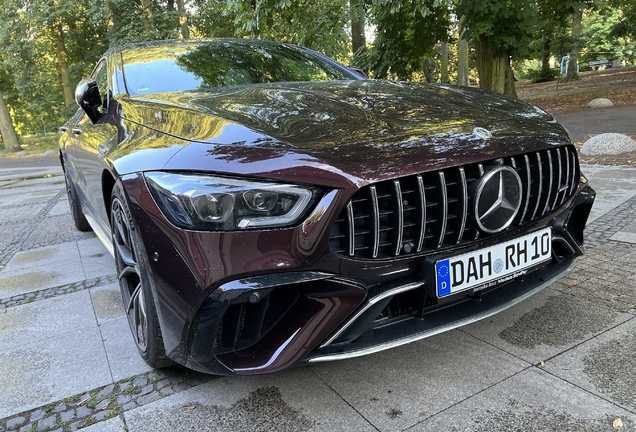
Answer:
(64, 168, 91, 232)
(110, 181, 173, 368)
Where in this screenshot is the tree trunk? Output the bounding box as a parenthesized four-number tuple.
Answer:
(539, 37, 552, 82)
(565, 7, 583, 81)
(176, 0, 189, 39)
(0, 92, 22, 152)
(476, 37, 517, 98)
(140, 0, 156, 32)
(52, 23, 74, 108)
(457, 16, 469, 86)
(440, 41, 449, 84)
(350, 0, 366, 55)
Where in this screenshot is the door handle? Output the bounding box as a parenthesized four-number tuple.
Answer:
(72, 128, 82, 135)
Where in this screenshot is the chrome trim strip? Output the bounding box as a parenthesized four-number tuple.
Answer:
(84, 213, 114, 258)
(310, 265, 572, 363)
(416, 175, 426, 252)
(438, 171, 448, 248)
(569, 150, 578, 196)
(519, 154, 531, 223)
(531, 152, 543, 220)
(370, 186, 380, 258)
(543, 149, 554, 215)
(394, 180, 404, 256)
(347, 201, 355, 257)
(555, 147, 563, 207)
(457, 167, 467, 244)
(319, 282, 424, 348)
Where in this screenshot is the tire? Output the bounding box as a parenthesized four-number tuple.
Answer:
(110, 181, 173, 368)
(64, 168, 91, 232)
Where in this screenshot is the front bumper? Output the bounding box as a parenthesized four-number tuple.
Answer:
(122, 171, 595, 375)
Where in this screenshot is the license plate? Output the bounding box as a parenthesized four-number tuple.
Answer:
(435, 228, 552, 298)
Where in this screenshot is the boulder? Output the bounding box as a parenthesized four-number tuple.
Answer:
(16, 151, 29, 157)
(587, 98, 614, 109)
(580, 133, 636, 156)
(44, 150, 58, 157)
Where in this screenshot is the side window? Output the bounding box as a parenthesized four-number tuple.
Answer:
(93, 60, 109, 111)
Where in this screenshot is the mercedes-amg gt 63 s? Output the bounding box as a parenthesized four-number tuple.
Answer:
(59, 39, 595, 375)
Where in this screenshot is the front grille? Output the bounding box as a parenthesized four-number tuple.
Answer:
(329, 146, 579, 259)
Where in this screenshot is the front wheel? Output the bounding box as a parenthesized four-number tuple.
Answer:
(110, 181, 173, 368)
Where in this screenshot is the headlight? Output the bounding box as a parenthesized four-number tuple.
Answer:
(145, 172, 319, 231)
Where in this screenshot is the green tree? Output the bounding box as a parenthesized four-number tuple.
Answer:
(458, 0, 540, 97)
(228, 0, 350, 60)
(354, 0, 450, 80)
(191, 0, 238, 37)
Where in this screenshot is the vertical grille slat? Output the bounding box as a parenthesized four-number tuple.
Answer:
(416, 175, 427, 252)
(457, 167, 468, 244)
(347, 201, 355, 257)
(329, 145, 580, 259)
(394, 180, 404, 256)
(542, 149, 554, 216)
(530, 152, 543, 220)
(437, 171, 448, 248)
(519, 154, 531, 223)
(370, 186, 380, 258)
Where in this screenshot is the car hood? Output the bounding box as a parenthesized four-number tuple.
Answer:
(114, 80, 571, 188)
(122, 80, 559, 148)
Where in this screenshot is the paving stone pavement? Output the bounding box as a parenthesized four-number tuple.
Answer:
(0, 161, 634, 432)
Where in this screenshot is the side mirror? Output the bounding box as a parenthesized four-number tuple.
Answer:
(75, 78, 102, 123)
(349, 66, 368, 79)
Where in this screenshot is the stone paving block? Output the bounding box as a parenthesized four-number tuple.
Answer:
(0, 203, 47, 224)
(89, 282, 125, 323)
(47, 199, 70, 217)
(411, 368, 636, 431)
(77, 416, 127, 432)
(548, 318, 636, 413)
(583, 165, 636, 223)
(77, 238, 116, 279)
(0, 262, 87, 299)
(0, 326, 112, 418)
(21, 214, 95, 250)
(310, 330, 528, 432)
(610, 231, 636, 244)
(98, 316, 153, 382)
(0, 189, 62, 207)
(0, 290, 97, 349)
(460, 288, 632, 365)
(124, 367, 375, 432)
(2, 242, 82, 273)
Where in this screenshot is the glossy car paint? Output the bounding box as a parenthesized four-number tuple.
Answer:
(59, 39, 594, 375)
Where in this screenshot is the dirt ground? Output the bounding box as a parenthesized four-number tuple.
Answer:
(518, 67, 636, 166)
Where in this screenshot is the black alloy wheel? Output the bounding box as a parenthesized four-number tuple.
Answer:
(110, 181, 173, 368)
(64, 167, 91, 232)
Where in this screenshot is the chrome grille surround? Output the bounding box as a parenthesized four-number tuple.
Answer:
(328, 146, 580, 259)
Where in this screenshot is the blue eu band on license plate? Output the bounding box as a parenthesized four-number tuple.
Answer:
(435, 228, 552, 298)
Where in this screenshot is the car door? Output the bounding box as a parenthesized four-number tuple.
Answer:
(73, 56, 120, 232)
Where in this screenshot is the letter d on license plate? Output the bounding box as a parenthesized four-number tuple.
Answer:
(435, 228, 552, 298)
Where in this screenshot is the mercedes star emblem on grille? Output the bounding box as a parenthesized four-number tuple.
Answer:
(474, 166, 523, 233)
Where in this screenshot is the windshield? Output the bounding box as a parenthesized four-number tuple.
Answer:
(121, 40, 357, 96)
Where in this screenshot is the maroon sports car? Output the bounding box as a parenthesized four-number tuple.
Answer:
(59, 38, 595, 375)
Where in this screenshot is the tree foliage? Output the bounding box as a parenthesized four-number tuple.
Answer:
(354, 0, 450, 80)
(1, 0, 635, 138)
(228, 0, 350, 60)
